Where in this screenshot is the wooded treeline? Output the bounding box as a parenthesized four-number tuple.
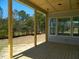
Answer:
(0, 7, 45, 39)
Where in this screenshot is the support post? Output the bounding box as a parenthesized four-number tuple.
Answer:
(8, 0, 13, 59)
(45, 13, 48, 42)
(56, 18, 58, 35)
(70, 16, 73, 36)
(34, 10, 37, 47)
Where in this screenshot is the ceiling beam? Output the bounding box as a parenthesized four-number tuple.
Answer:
(16, 0, 48, 14)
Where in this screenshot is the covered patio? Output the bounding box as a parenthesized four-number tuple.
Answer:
(8, 0, 79, 59)
(13, 42, 79, 59)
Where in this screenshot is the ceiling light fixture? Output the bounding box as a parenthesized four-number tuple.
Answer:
(58, 3, 62, 5)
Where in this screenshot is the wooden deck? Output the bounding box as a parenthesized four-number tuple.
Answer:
(13, 42, 79, 59)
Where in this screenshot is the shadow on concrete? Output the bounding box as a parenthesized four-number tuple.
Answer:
(13, 42, 79, 59)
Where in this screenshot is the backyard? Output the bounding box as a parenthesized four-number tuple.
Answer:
(0, 34, 45, 52)
(0, 34, 45, 59)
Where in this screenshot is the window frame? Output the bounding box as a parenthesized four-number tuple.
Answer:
(50, 18, 56, 35)
(73, 16, 79, 36)
(49, 16, 79, 37)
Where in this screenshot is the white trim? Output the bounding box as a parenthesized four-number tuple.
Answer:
(70, 16, 73, 36)
(56, 18, 58, 35)
(49, 16, 79, 37)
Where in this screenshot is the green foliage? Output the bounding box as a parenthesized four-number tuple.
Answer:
(0, 9, 45, 38)
(0, 30, 7, 38)
(18, 10, 27, 20)
(0, 19, 8, 38)
(0, 6, 3, 19)
(37, 12, 45, 32)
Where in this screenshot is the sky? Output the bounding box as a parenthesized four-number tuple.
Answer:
(0, 0, 34, 18)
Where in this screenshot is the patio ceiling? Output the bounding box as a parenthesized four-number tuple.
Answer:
(17, 0, 79, 14)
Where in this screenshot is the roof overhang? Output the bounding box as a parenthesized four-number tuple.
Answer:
(16, 0, 48, 14)
(16, 0, 79, 14)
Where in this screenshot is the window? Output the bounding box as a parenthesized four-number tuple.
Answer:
(50, 18, 56, 35)
(73, 17, 79, 36)
(50, 16, 79, 36)
(58, 18, 71, 35)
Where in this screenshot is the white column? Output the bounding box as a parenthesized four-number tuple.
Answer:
(8, 0, 13, 59)
(70, 16, 73, 36)
(34, 10, 37, 47)
(56, 18, 58, 35)
(45, 13, 48, 42)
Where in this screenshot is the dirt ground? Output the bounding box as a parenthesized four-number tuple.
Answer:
(0, 34, 45, 53)
(0, 34, 45, 45)
(0, 34, 45, 59)
(13, 34, 45, 44)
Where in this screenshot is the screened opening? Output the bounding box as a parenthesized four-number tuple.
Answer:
(0, 0, 8, 58)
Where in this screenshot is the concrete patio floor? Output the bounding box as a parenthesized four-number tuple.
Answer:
(13, 42, 79, 59)
(0, 41, 79, 59)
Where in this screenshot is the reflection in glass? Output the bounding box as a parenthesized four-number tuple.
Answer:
(73, 17, 79, 36)
(58, 18, 71, 35)
(50, 18, 56, 35)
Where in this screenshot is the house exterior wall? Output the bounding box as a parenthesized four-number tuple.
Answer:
(48, 10, 79, 45)
(49, 9, 79, 17)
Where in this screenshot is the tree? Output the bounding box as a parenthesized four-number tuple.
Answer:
(36, 12, 45, 33)
(0, 6, 3, 20)
(13, 10, 34, 36)
(18, 10, 26, 20)
(13, 9, 19, 20)
(25, 17, 34, 34)
(0, 6, 3, 27)
(0, 18, 8, 38)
